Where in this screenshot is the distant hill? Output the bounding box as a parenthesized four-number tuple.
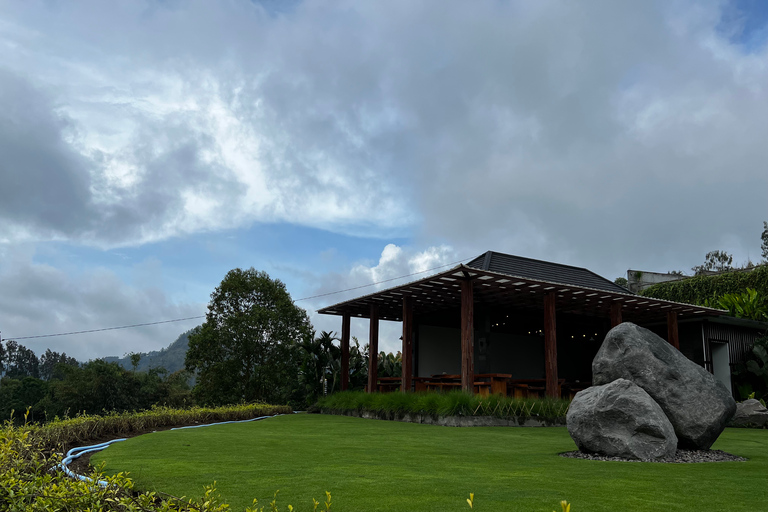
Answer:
(104, 329, 196, 374)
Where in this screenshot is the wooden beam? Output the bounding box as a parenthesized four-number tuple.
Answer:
(610, 303, 623, 328)
(460, 279, 475, 393)
(544, 292, 559, 398)
(367, 304, 379, 393)
(341, 313, 350, 391)
(667, 311, 680, 350)
(402, 296, 414, 392)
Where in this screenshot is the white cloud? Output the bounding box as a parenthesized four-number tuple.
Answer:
(306, 243, 458, 353)
(0, 0, 767, 300)
(0, 245, 203, 361)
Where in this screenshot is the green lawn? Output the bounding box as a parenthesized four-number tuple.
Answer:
(91, 414, 768, 512)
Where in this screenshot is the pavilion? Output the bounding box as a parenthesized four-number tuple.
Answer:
(318, 251, 738, 398)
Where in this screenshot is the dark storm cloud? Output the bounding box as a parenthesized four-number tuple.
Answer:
(0, 70, 93, 238)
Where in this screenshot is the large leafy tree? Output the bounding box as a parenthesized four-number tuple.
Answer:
(761, 221, 768, 263)
(186, 268, 312, 406)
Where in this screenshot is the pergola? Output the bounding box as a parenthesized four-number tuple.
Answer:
(318, 256, 728, 398)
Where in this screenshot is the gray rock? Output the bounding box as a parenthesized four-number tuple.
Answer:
(729, 399, 768, 427)
(567, 378, 678, 460)
(593, 322, 737, 449)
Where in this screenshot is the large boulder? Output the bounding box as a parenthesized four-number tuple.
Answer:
(567, 378, 677, 460)
(593, 322, 736, 449)
(729, 399, 768, 428)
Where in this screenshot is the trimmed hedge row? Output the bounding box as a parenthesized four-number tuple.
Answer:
(640, 265, 768, 305)
(2, 403, 294, 511)
(27, 402, 293, 453)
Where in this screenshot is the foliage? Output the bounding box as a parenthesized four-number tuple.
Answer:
(298, 331, 341, 404)
(38, 349, 78, 381)
(733, 336, 768, 402)
(762, 221, 768, 263)
(0, 360, 194, 425)
(346, 337, 368, 390)
(0, 405, 321, 511)
(186, 268, 312, 406)
(613, 276, 628, 288)
(2, 340, 40, 379)
(377, 351, 402, 378)
(640, 264, 768, 306)
(691, 250, 734, 275)
(27, 403, 291, 453)
(318, 390, 571, 422)
(707, 288, 768, 321)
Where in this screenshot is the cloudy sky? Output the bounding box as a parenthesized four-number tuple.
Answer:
(2, 0, 767, 360)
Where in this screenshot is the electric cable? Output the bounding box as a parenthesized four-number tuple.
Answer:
(3, 255, 472, 341)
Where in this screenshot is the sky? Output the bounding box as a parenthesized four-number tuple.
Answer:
(1, 0, 768, 361)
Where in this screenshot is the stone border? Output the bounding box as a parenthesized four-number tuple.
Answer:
(320, 408, 566, 427)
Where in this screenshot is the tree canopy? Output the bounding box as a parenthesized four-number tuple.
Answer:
(185, 268, 312, 406)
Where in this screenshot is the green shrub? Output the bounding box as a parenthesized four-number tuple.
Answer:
(317, 391, 570, 422)
(640, 265, 768, 307)
(28, 402, 292, 453)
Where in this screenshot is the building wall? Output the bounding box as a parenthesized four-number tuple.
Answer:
(417, 324, 545, 378)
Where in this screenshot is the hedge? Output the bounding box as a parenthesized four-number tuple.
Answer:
(640, 265, 768, 306)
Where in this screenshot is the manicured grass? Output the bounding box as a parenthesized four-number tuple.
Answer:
(91, 414, 768, 512)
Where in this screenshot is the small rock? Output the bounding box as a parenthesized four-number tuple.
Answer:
(729, 399, 768, 428)
(567, 378, 677, 460)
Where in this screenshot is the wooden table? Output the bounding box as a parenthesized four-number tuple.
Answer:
(475, 373, 512, 395)
(376, 377, 402, 392)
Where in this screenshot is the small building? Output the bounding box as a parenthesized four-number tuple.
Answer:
(318, 251, 766, 398)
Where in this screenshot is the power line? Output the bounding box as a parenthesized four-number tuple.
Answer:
(6, 316, 205, 341)
(292, 256, 470, 301)
(4, 256, 472, 341)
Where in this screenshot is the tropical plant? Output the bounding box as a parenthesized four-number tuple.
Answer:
(377, 351, 402, 378)
(733, 336, 768, 402)
(711, 288, 768, 321)
(298, 331, 341, 402)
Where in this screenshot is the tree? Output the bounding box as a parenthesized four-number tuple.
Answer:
(128, 352, 142, 372)
(761, 221, 768, 263)
(3, 340, 40, 379)
(39, 349, 78, 381)
(692, 250, 734, 275)
(185, 268, 312, 406)
(298, 331, 341, 403)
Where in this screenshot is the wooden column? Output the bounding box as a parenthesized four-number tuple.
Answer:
(401, 296, 414, 392)
(367, 304, 379, 393)
(340, 313, 350, 391)
(544, 292, 559, 398)
(460, 279, 475, 393)
(667, 311, 680, 350)
(610, 303, 623, 328)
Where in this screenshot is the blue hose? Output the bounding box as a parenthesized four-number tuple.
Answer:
(61, 413, 287, 486)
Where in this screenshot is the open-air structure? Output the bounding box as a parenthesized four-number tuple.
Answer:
(318, 251, 765, 398)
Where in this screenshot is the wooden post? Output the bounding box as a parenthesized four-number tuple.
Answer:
(667, 311, 680, 350)
(610, 303, 623, 328)
(401, 297, 414, 392)
(544, 292, 559, 398)
(341, 313, 350, 391)
(367, 304, 379, 393)
(460, 279, 475, 393)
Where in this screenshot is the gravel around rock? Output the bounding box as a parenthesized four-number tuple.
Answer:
(560, 449, 747, 463)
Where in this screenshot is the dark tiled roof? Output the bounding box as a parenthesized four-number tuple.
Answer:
(465, 251, 631, 294)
